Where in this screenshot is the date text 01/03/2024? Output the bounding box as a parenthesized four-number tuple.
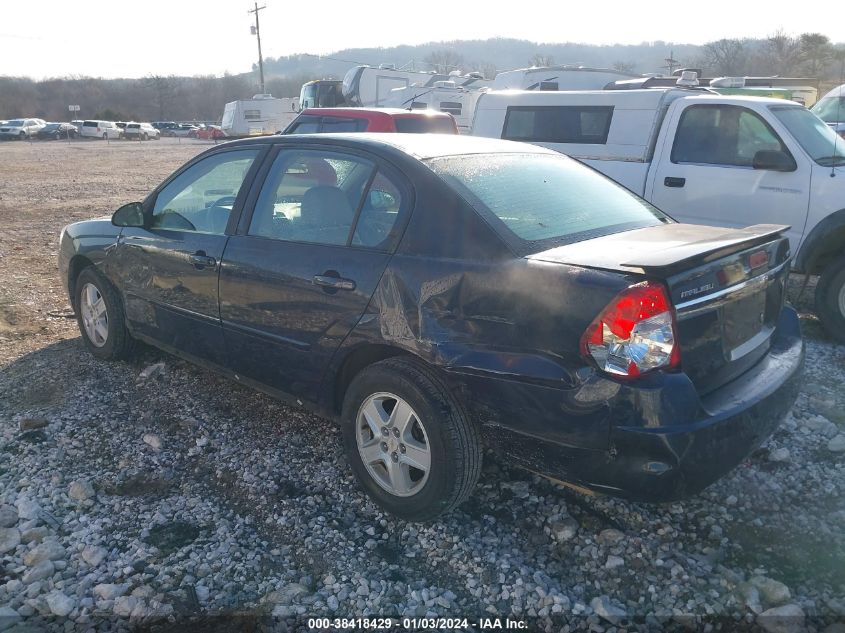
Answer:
(306, 617, 528, 630)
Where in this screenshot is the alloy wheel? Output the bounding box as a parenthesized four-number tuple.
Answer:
(80, 283, 109, 347)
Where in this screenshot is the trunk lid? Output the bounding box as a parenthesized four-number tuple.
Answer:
(529, 223, 792, 394)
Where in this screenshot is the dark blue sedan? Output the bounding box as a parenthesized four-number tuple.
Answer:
(58, 134, 803, 520)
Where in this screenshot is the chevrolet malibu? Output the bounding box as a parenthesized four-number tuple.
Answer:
(58, 134, 804, 521)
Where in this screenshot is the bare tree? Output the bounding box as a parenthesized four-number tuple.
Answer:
(764, 30, 801, 76)
(530, 53, 555, 68)
(703, 38, 748, 76)
(423, 50, 465, 74)
(144, 75, 179, 120)
(800, 33, 833, 76)
(478, 62, 499, 80)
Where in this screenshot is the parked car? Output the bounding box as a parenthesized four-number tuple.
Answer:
(36, 122, 78, 140)
(71, 120, 84, 132)
(123, 122, 161, 141)
(472, 89, 845, 341)
(152, 121, 179, 133)
(80, 120, 121, 140)
(283, 108, 458, 135)
(166, 124, 199, 138)
(58, 134, 803, 521)
(195, 124, 226, 140)
(811, 83, 845, 138)
(0, 118, 46, 139)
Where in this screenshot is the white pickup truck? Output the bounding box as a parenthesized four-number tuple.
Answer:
(471, 88, 845, 340)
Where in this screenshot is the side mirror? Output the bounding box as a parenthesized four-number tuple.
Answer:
(752, 149, 796, 172)
(111, 202, 146, 227)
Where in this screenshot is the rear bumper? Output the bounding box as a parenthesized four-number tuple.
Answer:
(465, 306, 804, 502)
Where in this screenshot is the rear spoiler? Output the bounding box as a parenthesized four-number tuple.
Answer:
(621, 224, 789, 272)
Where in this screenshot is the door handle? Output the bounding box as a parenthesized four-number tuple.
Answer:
(189, 252, 217, 269)
(664, 176, 686, 188)
(313, 275, 356, 291)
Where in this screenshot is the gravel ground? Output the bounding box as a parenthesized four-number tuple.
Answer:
(0, 139, 844, 633)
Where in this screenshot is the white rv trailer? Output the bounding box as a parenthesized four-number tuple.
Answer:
(341, 64, 491, 107)
(221, 94, 300, 136)
(383, 82, 488, 133)
(491, 65, 639, 91)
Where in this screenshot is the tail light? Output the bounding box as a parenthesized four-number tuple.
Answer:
(580, 281, 680, 378)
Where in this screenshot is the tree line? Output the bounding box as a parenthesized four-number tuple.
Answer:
(2, 34, 842, 122)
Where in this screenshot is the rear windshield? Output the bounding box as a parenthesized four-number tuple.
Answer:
(427, 153, 668, 251)
(394, 116, 455, 134)
(127, 123, 140, 129)
(812, 96, 845, 123)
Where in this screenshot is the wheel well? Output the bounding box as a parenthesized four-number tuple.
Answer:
(333, 345, 409, 413)
(806, 225, 845, 275)
(67, 255, 94, 308)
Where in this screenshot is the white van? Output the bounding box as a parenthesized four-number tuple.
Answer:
(812, 84, 845, 138)
(80, 120, 121, 139)
(471, 88, 845, 339)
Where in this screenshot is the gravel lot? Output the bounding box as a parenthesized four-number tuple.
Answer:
(0, 138, 843, 633)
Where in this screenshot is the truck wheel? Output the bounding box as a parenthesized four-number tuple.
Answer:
(815, 255, 845, 344)
(75, 267, 136, 360)
(341, 357, 482, 521)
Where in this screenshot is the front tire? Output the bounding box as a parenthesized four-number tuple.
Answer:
(75, 267, 135, 360)
(815, 256, 845, 344)
(341, 357, 482, 521)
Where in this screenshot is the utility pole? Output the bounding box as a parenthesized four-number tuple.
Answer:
(249, 2, 266, 93)
(663, 50, 680, 76)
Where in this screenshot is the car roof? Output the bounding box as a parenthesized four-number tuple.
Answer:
(224, 133, 557, 160)
(300, 107, 454, 119)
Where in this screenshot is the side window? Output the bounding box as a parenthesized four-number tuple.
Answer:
(502, 106, 613, 144)
(352, 171, 405, 249)
(319, 117, 368, 133)
(248, 150, 374, 246)
(151, 149, 260, 234)
(671, 104, 788, 167)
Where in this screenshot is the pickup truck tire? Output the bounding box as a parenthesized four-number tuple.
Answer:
(341, 357, 482, 522)
(815, 256, 845, 344)
(75, 267, 136, 360)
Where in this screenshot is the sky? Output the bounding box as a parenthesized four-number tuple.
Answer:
(0, 0, 842, 79)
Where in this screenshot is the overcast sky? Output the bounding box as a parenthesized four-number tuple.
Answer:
(0, 0, 841, 79)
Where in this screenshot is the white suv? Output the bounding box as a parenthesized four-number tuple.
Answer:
(123, 122, 161, 140)
(0, 118, 46, 140)
(80, 120, 121, 140)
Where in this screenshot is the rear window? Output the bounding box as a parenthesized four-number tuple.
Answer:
(319, 117, 368, 133)
(127, 123, 140, 129)
(394, 116, 456, 134)
(502, 106, 614, 144)
(83, 121, 98, 127)
(427, 153, 667, 250)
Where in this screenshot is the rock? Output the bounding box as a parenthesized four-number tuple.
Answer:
(757, 604, 805, 633)
(20, 527, 48, 544)
(19, 418, 48, 431)
(590, 596, 626, 624)
(751, 576, 791, 607)
(143, 433, 162, 450)
(137, 362, 165, 382)
(46, 591, 75, 617)
(272, 604, 295, 618)
(805, 415, 839, 438)
(23, 540, 66, 566)
(605, 555, 625, 569)
(0, 606, 22, 631)
(68, 480, 95, 501)
(738, 582, 764, 614)
(549, 517, 579, 542)
(827, 435, 845, 453)
(113, 596, 140, 618)
(15, 499, 41, 521)
(81, 545, 108, 567)
(264, 583, 309, 605)
(21, 560, 54, 584)
(769, 448, 790, 462)
(0, 528, 21, 555)
(597, 528, 625, 545)
(195, 586, 209, 603)
(93, 583, 130, 601)
(327, 595, 339, 610)
(322, 574, 336, 586)
(0, 505, 18, 528)
(726, 495, 738, 506)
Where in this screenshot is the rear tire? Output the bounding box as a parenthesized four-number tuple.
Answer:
(74, 267, 136, 360)
(341, 357, 482, 521)
(815, 256, 845, 344)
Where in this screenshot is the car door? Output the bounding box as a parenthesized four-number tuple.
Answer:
(219, 146, 411, 401)
(111, 146, 265, 365)
(648, 102, 811, 252)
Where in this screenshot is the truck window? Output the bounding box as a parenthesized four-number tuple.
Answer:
(671, 104, 787, 167)
(502, 106, 613, 144)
